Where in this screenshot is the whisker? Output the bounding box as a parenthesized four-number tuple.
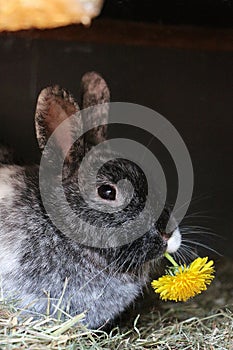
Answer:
(180, 230, 221, 238)
(181, 212, 215, 220)
(172, 192, 213, 217)
(173, 250, 187, 264)
(76, 252, 124, 293)
(181, 225, 213, 231)
(174, 245, 198, 263)
(181, 240, 222, 256)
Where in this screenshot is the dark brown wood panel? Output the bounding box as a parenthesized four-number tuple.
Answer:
(1, 19, 233, 51)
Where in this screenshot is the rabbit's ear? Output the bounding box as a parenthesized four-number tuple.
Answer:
(80, 72, 110, 152)
(35, 85, 83, 162)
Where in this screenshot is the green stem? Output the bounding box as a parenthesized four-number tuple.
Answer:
(164, 252, 179, 267)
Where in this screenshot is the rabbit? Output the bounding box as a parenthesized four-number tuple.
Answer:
(0, 72, 181, 329)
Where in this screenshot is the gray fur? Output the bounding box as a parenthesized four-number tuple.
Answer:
(0, 72, 178, 329)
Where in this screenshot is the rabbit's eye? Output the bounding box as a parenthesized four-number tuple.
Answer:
(97, 185, 116, 201)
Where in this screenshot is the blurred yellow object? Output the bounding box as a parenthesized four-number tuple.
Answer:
(0, 0, 104, 31)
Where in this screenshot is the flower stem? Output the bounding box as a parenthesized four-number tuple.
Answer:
(164, 252, 179, 267)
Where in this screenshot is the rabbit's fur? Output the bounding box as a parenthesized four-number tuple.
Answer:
(0, 72, 181, 328)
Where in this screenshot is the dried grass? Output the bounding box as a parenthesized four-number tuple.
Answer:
(0, 259, 232, 350)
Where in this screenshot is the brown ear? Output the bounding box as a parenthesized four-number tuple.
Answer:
(80, 72, 110, 152)
(35, 85, 83, 162)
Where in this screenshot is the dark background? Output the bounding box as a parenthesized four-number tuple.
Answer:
(0, 2, 232, 258)
(101, 0, 233, 28)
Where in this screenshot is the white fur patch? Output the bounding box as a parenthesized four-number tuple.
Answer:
(0, 251, 19, 274)
(166, 228, 181, 253)
(0, 166, 18, 201)
(0, 183, 14, 200)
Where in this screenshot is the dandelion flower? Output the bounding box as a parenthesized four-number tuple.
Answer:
(151, 253, 215, 302)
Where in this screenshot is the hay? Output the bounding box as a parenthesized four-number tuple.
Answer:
(0, 259, 232, 349)
(0, 305, 232, 349)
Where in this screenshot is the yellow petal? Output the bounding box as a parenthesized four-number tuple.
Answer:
(151, 257, 215, 302)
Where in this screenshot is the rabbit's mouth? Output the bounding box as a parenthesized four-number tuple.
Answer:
(162, 227, 181, 253)
(161, 228, 182, 254)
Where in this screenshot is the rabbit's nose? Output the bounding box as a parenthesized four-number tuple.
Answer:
(161, 231, 173, 242)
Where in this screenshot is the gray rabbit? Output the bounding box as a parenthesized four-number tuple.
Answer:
(0, 72, 181, 328)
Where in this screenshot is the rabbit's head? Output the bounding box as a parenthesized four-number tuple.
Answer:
(35, 72, 181, 275)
